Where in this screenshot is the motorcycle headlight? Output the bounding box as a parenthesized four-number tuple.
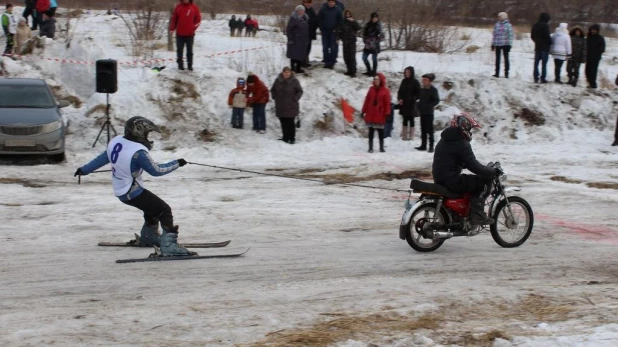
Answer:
(40, 120, 63, 134)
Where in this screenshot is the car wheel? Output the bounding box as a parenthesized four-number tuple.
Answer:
(50, 152, 66, 163)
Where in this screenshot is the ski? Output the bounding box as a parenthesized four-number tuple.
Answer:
(98, 233, 231, 248)
(116, 248, 250, 264)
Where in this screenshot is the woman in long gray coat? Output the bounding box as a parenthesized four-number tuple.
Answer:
(271, 67, 303, 144)
(286, 5, 309, 74)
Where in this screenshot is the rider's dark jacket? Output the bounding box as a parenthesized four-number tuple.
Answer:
(432, 127, 496, 187)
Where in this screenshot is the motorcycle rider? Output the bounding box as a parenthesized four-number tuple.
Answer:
(432, 113, 502, 226)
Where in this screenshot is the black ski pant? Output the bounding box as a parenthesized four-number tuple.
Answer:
(279, 117, 296, 143)
(343, 40, 356, 74)
(554, 59, 565, 82)
(441, 174, 492, 201)
(122, 189, 174, 230)
(419, 114, 434, 148)
(585, 58, 601, 88)
(567, 60, 581, 83)
(176, 35, 194, 68)
(494, 45, 510, 77)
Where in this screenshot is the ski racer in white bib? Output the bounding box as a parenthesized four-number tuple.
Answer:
(75, 116, 194, 256)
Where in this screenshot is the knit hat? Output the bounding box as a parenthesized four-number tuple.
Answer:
(247, 74, 256, 83)
(295, 5, 305, 12)
(498, 12, 508, 20)
(370, 12, 379, 19)
(18, 17, 26, 23)
(422, 73, 435, 82)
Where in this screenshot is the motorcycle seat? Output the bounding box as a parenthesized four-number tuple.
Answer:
(410, 179, 463, 199)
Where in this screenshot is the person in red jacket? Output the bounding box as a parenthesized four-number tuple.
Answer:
(36, 0, 51, 28)
(169, 0, 201, 71)
(361, 73, 391, 153)
(246, 73, 270, 133)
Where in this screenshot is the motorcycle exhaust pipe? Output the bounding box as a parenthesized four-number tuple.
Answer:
(427, 231, 454, 239)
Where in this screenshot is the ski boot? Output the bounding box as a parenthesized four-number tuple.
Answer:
(160, 226, 196, 256)
(131, 223, 161, 247)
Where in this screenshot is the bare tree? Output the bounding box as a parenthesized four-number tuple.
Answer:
(119, 0, 168, 61)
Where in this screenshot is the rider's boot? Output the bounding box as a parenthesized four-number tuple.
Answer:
(160, 226, 196, 256)
(469, 198, 494, 226)
(138, 223, 161, 247)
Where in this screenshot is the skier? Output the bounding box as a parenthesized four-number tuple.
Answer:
(74, 116, 194, 256)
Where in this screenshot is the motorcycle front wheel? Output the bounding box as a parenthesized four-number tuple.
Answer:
(490, 196, 534, 248)
(405, 204, 447, 252)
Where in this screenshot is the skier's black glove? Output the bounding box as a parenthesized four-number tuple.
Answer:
(74, 168, 85, 177)
(177, 159, 187, 167)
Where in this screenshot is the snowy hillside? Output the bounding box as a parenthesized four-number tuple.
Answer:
(1, 9, 618, 347)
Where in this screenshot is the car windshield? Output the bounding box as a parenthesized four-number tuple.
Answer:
(0, 84, 56, 108)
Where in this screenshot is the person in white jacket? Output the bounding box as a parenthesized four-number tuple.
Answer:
(550, 23, 572, 84)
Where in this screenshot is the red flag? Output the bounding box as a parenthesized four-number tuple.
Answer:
(341, 98, 355, 123)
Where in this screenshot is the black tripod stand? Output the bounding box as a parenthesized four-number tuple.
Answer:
(92, 93, 117, 148)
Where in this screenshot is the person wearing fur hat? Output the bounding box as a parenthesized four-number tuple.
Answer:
(531, 13, 552, 83)
(397, 66, 421, 141)
(567, 26, 586, 87)
(416, 73, 440, 153)
(341, 9, 360, 77)
(15, 17, 33, 54)
(228, 78, 248, 129)
(550, 23, 571, 84)
(491, 12, 513, 78)
(585, 24, 605, 89)
(246, 73, 270, 134)
(271, 67, 303, 144)
(287, 5, 310, 74)
(362, 12, 384, 77)
(361, 73, 391, 153)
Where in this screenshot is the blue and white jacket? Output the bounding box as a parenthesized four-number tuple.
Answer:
(80, 150, 180, 201)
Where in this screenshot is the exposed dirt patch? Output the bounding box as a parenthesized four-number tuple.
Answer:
(515, 108, 546, 126)
(587, 182, 618, 190)
(0, 203, 22, 207)
(550, 175, 583, 184)
(0, 178, 46, 188)
(197, 129, 217, 142)
(84, 104, 108, 118)
(50, 86, 83, 108)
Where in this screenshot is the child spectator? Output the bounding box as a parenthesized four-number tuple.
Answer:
(228, 78, 248, 129)
(416, 73, 440, 153)
(15, 17, 33, 54)
(247, 73, 270, 134)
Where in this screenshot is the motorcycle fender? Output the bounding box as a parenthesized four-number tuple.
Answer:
(489, 188, 522, 217)
(399, 199, 438, 240)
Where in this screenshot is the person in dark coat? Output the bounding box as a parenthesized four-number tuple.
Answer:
(416, 73, 440, 153)
(244, 15, 254, 37)
(397, 66, 421, 141)
(271, 67, 304, 144)
(567, 26, 586, 87)
(236, 17, 244, 36)
(318, 0, 343, 69)
(287, 5, 310, 74)
(585, 24, 605, 89)
(432, 114, 501, 226)
(22, 0, 37, 30)
(531, 12, 551, 83)
(228, 15, 237, 37)
(362, 12, 384, 77)
(303, 0, 318, 66)
(341, 9, 360, 77)
(38, 12, 56, 39)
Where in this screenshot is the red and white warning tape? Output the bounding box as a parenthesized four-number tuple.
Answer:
(1, 43, 285, 66)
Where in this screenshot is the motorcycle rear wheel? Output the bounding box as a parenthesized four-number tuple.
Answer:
(405, 204, 447, 252)
(490, 196, 534, 248)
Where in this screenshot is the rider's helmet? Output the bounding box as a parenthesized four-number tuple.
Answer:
(450, 113, 482, 142)
(124, 116, 161, 150)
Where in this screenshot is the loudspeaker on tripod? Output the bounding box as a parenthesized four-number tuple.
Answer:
(96, 59, 118, 94)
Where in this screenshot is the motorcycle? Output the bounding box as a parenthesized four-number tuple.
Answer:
(399, 163, 534, 252)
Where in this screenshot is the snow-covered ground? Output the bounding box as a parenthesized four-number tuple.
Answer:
(1, 10, 618, 346)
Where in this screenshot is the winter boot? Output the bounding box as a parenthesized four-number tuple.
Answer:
(379, 138, 385, 152)
(408, 127, 415, 141)
(469, 198, 494, 227)
(571, 77, 578, 87)
(187, 54, 193, 71)
(505, 70, 509, 79)
(371, 62, 378, 77)
(160, 226, 196, 256)
(400, 125, 409, 141)
(368, 138, 374, 153)
(363, 62, 372, 76)
(612, 141, 618, 146)
(137, 223, 160, 247)
(177, 59, 185, 71)
(428, 142, 434, 153)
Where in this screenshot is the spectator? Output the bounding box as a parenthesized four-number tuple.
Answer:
(251, 18, 258, 37)
(247, 73, 269, 134)
(302, 0, 318, 67)
(361, 73, 391, 153)
(550, 23, 571, 84)
(49, 0, 57, 17)
(615, 74, 618, 146)
(416, 73, 440, 153)
(341, 10, 360, 77)
(271, 67, 303, 144)
(169, 0, 201, 71)
(15, 17, 32, 54)
(397, 66, 421, 141)
(22, 0, 37, 30)
(585, 24, 605, 89)
(236, 17, 244, 36)
(491, 12, 513, 78)
(531, 12, 551, 83)
(229, 15, 237, 37)
(362, 12, 383, 77)
(567, 26, 586, 87)
(244, 15, 254, 37)
(318, 0, 343, 69)
(2, 3, 16, 55)
(38, 12, 55, 39)
(322, 0, 344, 11)
(287, 5, 309, 74)
(385, 103, 395, 138)
(228, 78, 248, 129)
(35, 0, 50, 30)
